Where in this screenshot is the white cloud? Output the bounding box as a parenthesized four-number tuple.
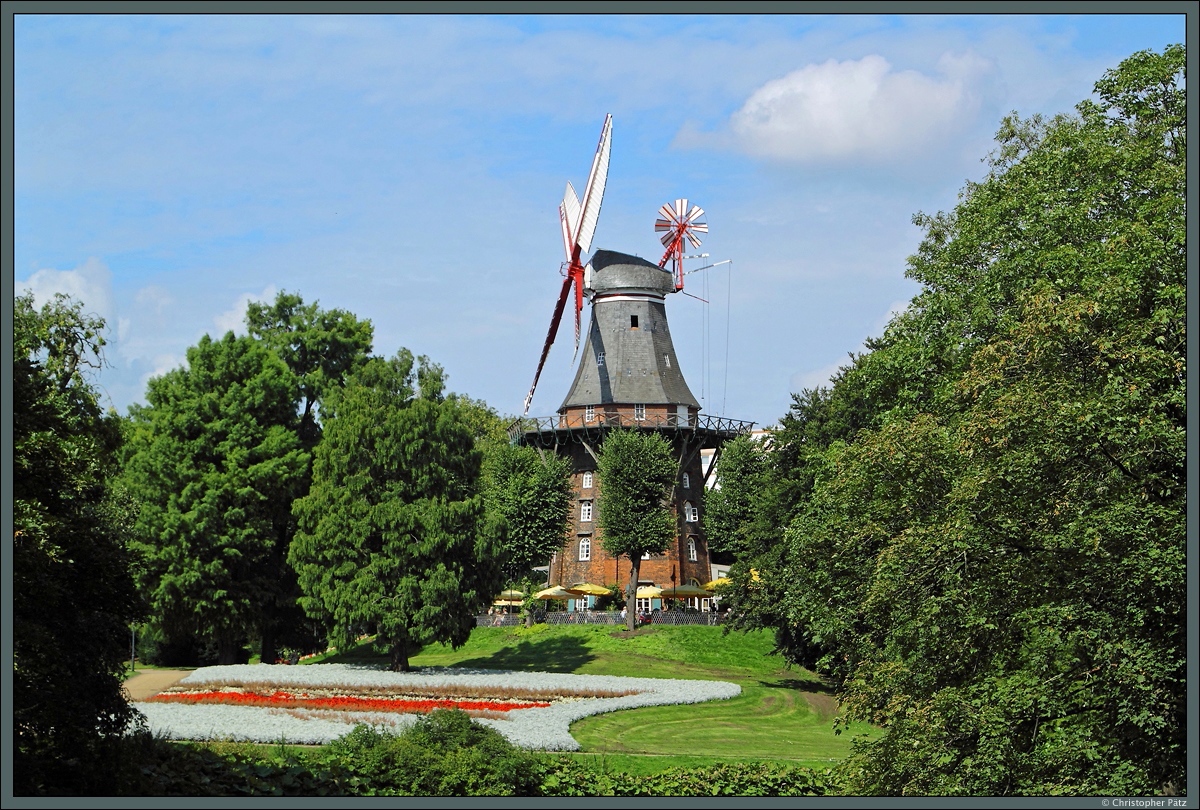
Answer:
(728, 53, 988, 164)
(790, 358, 849, 393)
(213, 285, 277, 336)
(790, 297, 912, 393)
(872, 298, 911, 336)
(17, 257, 115, 325)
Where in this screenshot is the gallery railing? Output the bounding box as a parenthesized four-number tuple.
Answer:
(510, 413, 755, 443)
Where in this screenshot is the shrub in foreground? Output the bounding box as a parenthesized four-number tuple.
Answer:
(536, 756, 839, 796)
(321, 709, 540, 796)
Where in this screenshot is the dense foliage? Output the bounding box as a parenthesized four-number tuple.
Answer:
(725, 45, 1186, 796)
(106, 718, 837, 797)
(483, 442, 574, 585)
(122, 292, 374, 664)
(538, 757, 836, 797)
(289, 351, 503, 670)
(596, 429, 678, 630)
(13, 293, 144, 795)
(703, 434, 771, 561)
(325, 710, 541, 796)
(245, 290, 373, 448)
(122, 332, 309, 664)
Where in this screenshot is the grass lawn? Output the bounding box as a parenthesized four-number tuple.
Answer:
(316, 624, 872, 770)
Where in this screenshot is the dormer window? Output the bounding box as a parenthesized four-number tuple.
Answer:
(597, 352, 605, 366)
(630, 315, 639, 329)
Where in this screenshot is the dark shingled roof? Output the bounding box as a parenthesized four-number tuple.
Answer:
(560, 250, 700, 411)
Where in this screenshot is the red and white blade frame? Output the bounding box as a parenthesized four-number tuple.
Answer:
(656, 198, 708, 290)
(523, 114, 613, 416)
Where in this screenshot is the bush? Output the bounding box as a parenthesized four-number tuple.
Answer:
(322, 710, 541, 796)
(536, 756, 839, 796)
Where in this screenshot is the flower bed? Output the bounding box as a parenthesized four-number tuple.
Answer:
(134, 664, 741, 750)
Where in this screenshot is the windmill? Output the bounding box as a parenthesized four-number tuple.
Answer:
(523, 114, 613, 416)
(655, 199, 708, 291)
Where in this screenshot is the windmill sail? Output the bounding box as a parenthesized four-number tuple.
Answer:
(523, 114, 612, 416)
(575, 114, 612, 256)
(559, 181, 580, 260)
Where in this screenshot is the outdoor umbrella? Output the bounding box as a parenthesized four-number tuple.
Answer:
(659, 584, 710, 598)
(534, 586, 575, 601)
(634, 586, 663, 599)
(566, 582, 610, 596)
(494, 589, 525, 602)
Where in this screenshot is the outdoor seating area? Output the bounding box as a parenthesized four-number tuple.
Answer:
(477, 609, 725, 628)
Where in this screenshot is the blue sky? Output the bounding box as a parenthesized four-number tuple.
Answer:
(13, 13, 1186, 427)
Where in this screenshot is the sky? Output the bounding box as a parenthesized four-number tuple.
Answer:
(12, 12, 1188, 428)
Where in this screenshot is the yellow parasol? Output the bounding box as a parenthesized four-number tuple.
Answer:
(566, 582, 611, 597)
(534, 586, 575, 601)
(635, 585, 664, 599)
(659, 584, 711, 598)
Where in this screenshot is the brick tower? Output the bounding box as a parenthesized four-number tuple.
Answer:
(516, 249, 753, 610)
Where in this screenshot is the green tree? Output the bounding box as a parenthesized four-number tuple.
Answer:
(123, 332, 308, 664)
(245, 290, 374, 447)
(729, 46, 1186, 796)
(289, 351, 502, 671)
(242, 291, 374, 660)
(13, 292, 144, 795)
(703, 434, 770, 561)
(483, 442, 573, 586)
(596, 429, 676, 631)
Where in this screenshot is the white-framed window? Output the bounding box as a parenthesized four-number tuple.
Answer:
(580, 500, 593, 522)
(684, 501, 697, 522)
(578, 537, 591, 561)
(688, 537, 697, 561)
(585, 405, 594, 422)
(636, 598, 654, 613)
(597, 352, 605, 366)
(582, 471, 594, 489)
(664, 354, 671, 368)
(682, 472, 690, 490)
(634, 403, 646, 421)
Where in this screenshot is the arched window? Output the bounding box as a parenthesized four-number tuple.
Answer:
(682, 472, 690, 490)
(582, 470, 594, 489)
(580, 500, 593, 522)
(579, 537, 591, 561)
(687, 537, 697, 561)
(684, 501, 697, 522)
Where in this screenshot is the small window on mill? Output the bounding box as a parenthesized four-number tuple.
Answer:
(630, 315, 639, 329)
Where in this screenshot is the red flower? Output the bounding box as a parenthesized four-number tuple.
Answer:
(149, 690, 550, 713)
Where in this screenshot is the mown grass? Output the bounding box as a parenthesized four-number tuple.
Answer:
(314, 624, 872, 770)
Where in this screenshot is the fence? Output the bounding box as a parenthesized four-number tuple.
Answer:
(476, 610, 725, 628)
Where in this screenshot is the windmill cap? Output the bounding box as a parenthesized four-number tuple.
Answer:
(589, 249, 674, 296)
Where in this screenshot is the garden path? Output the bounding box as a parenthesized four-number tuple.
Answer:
(125, 669, 189, 701)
